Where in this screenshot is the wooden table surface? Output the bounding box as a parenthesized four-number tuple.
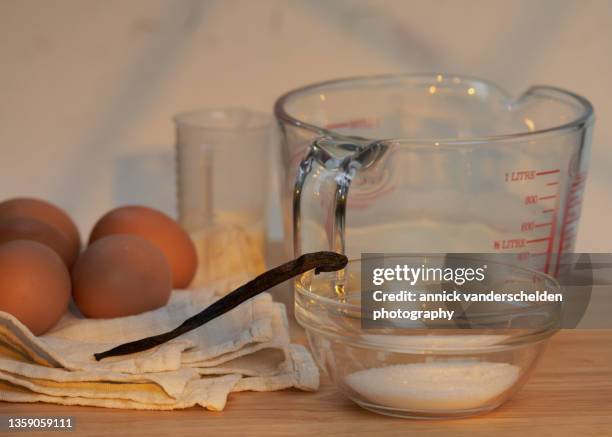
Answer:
(1, 329, 611, 436)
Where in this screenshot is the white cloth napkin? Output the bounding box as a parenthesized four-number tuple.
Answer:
(0, 279, 318, 411)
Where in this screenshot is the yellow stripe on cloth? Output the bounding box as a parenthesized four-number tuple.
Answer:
(0, 369, 175, 404)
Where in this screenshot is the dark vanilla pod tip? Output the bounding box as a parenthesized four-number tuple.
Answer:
(94, 251, 347, 361)
(311, 251, 348, 273)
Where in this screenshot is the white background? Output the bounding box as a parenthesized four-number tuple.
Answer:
(0, 0, 610, 250)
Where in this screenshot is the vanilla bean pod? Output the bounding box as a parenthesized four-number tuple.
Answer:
(94, 251, 347, 360)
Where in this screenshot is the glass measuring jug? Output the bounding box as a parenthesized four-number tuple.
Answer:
(275, 74, 594, 275)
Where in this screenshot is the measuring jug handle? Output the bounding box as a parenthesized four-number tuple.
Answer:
(293, 137, 385, 256)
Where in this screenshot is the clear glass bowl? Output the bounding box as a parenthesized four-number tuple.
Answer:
(295, 255, 561, 419)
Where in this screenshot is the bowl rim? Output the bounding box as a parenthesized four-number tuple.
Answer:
(298, 321, 556, 354)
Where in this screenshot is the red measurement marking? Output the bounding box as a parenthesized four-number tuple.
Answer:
(494, 239, 526, 249)
(535, 222, 552, 228)
(505, 171, 536, 182)
(521, 221, 535, 231)
(569, 193, 582, 201)
(564, 215, 580, 225)
(568, 197, 582, 207)
(536, 169, 560, 176)
(565, 211, 579, 219)
(525, 195, 539, 204)
(566, 213, 579, 222)
(542, 209, 555, 214)
(539, 195, 557, 201)
(527, 237, 551, 244)
(545, 207, 558, 274)
(555, 184, 574, 277)
(546, 181, 559, 186)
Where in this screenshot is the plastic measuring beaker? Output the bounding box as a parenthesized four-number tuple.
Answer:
(275, 74, 594, 275)
(175, 108, 272, 286)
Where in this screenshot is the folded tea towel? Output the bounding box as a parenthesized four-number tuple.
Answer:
(0, 279, 318, 411)
(0, 345, 316, 411)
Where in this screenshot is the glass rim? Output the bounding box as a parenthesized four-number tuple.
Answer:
(174, 106, 272, 132)
(274, 73, 594, 146)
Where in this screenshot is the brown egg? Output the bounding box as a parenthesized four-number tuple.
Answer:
(0, 240, 71, 335)
(89, 206, 197, 288)
(0, 217, 75, 267)
(72, 235, 172, 318)
(0, 198, 81, 263)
